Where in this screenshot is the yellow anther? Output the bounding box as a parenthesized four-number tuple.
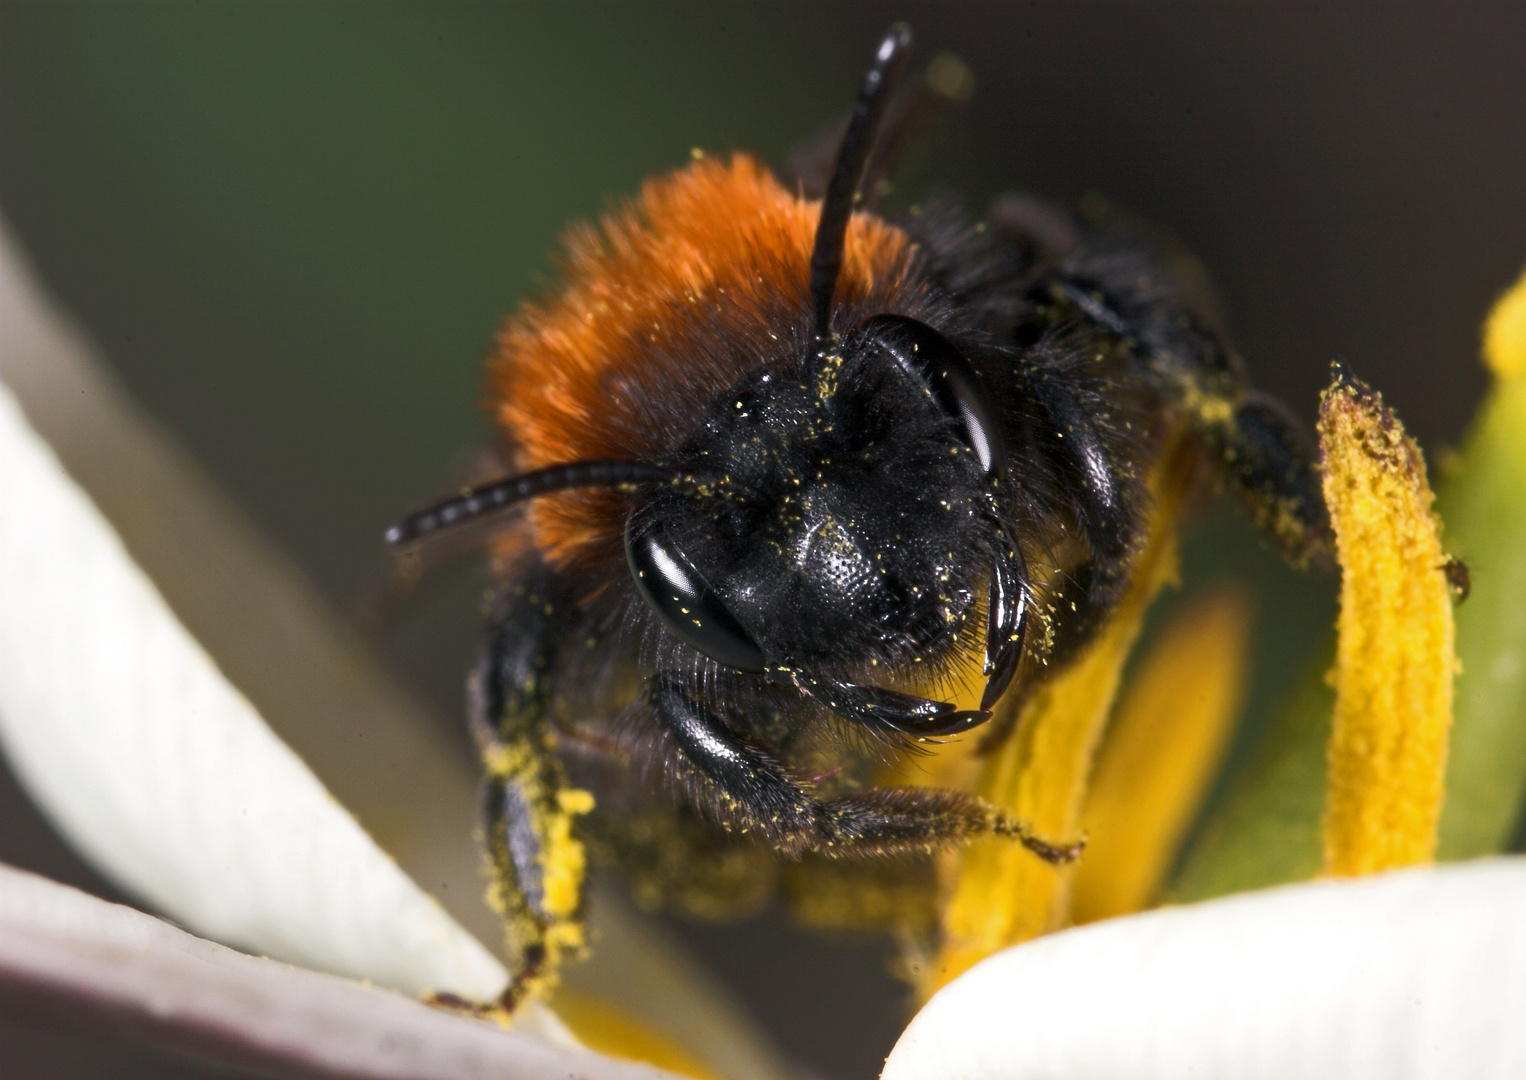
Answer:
(1319, 365, 1455, 875)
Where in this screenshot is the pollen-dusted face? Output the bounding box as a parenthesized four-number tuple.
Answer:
(624, 318, 1003, 674)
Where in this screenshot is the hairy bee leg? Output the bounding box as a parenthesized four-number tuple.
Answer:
(1057, 259, 1327, 564)
(474, 567, 593, 1008)
(1205, 391, 1331, 566)
(1022, 238, 1330, 569)
(560, 729, 779, 919)
(809, 787, 1082, 862)
(1022, 363, 1140, 606)
(1053, 265, 1328, 564)
(652, 676, 816, 836)
(651, 677, 1074, 860)
(983, 198, 1330, 570)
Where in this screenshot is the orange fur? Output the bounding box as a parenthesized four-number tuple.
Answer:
(488, 154, 921, 567)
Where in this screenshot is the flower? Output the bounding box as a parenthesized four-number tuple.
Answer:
(3, 225, 1524, 1078)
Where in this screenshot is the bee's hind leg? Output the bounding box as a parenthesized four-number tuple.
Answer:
(473, 565, 593, 1009)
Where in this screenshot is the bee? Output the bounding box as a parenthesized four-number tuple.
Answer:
(387, 24, 1327, 1005)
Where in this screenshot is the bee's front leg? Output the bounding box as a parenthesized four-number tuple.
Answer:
(473, 565, 592, 1009)
(1021, 359, 1141, 593)
(650, 676, 1079, 863)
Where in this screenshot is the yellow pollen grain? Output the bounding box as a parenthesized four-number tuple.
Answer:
(920, 433, 1196, 998)
(541, 788, 594, 920)
(1071, 586, 1253, 924)
(1318, 365, 1455, 876)
(481, 743, 529, 779)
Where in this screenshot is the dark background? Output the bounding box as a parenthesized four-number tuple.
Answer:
(3, 4, 1524, 1079)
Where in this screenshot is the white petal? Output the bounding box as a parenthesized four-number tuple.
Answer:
(1, 863, 664, 1080)
(0, 379, 508, 1002)
(885, 859, 1526, 1080)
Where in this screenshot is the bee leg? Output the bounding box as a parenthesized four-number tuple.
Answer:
(651, 675, 817, 849)
(811, 786, 1085, 864)
(1204, 390, 1331, 567)
(474, 570, 593, 1008)
(1022, 362, 1141, 599)
(651, 677, 1078, 862)
(1041, 256, 1329, 568)
(554, 710, 777, 918)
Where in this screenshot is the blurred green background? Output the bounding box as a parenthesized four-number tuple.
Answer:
(3, 4, 1524, 1079)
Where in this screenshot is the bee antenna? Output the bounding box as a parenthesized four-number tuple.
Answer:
(386, 459, 682, 547)
(809, 23, 913, 354)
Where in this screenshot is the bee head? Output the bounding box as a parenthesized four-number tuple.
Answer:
(623, 312, 1007, 675)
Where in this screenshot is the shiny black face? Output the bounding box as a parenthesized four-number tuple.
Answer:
(626, 317, 1006, 677)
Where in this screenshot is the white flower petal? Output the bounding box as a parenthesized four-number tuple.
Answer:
(0, 380, 508, 1002)
(1, 863, 664, 1080)
(885, 859, 1526, 1080)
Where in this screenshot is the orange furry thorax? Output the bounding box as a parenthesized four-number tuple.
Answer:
(489, 153, 924, 568)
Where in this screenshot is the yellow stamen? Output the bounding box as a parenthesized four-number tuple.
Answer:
(1437, 270, 1526, 856)
(918, 436, 1196, 997)
(550, 988, 721, 1080)
(1072, 586, 1253, 923)
(1319, 365, 1455, 875)
(1482, 266, 1526, 379)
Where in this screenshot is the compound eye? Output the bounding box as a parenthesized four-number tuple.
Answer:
(625, 516, 767, 673)
(860, 314, 1007, 480)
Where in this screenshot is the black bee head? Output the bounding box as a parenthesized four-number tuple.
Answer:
(626, 316, 1006, 675)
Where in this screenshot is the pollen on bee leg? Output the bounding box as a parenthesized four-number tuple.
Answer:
(541, 789, 595, 921)
(1318, 363, 1455, 876)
